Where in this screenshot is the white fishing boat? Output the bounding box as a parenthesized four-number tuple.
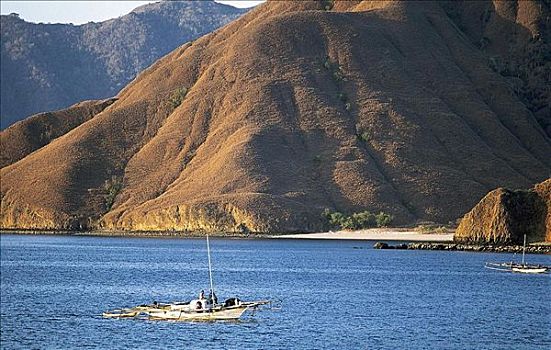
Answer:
(103, 236, 272, 320)
(485, 262, 548, 274)
(485, 235, 549, 274)
(146, 298, 270, 321)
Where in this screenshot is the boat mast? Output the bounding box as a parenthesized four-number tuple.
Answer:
(521, 234, 526, 265)
(206, 235, 215, 302)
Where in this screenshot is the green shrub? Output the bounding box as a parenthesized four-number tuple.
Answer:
(357, 132, 370, 142)
(415, 224, 449, 234)
(414, 224, 431, 233)
(321, 57, 349, 106)
(340, 214, 361, 230)
(375, 212, 393, 227)
(104, 176, 123, 210)
(332, 70, 344, 82)
(323, 209, 391, 230)
(321, 0, 334, 11)
(328, 211, 346, 227)
(337, 92, 347, 102)
(352, 211, 376, 227)
(169, 87, 188, 108)
(322, 57, 341, 80)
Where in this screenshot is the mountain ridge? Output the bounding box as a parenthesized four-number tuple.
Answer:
(1, 0, 549, 233)
(0, 0, 247, 128)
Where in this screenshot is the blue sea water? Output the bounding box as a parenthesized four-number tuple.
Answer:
(1, 234, 550, 349)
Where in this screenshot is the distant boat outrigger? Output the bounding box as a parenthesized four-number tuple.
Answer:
(485, 235, 549, 274)
(103, 235, 272, 320)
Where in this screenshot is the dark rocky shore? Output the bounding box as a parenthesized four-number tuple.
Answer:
(373, 242, 551, 254)
(0, 229, 258, 238)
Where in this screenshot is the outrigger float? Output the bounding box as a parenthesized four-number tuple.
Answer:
(103, 236, 274, 321)
(485, 235, 549, 274)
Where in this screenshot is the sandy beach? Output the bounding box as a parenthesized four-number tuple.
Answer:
(272, 228, 454, 242)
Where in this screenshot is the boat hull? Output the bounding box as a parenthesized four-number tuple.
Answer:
(511, 267, 548, 274)
(148, 306, 250, 321)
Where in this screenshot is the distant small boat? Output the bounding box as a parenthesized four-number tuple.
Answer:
(485, 235, 549, 274)
(103, 236, 273, 320)
(485, 262, 548, 274)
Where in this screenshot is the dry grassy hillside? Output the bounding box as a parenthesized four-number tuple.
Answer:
(442, 0, 551, 136)
(1, 0, 550, 233)
(0, 98, 116, 168)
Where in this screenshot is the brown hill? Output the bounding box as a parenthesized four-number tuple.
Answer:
(441, 0, 551, 137)
(0, 98, 116, 168)
(454, 179, 551, 244)
(1, 0, 550, 233)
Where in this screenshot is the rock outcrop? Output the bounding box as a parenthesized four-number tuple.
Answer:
(1, 1, 550, 233)
(534, 179, 551, 242)
(455, 179, 550, 244)
(374, 241, 551, 254)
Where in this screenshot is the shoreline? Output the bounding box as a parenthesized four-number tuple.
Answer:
(374, 242, 551, 254)
(270, 228, 455, 242)
(0, 229, 254, 239)
(1, 227, 454, 241)
(2, 229, 549, 254)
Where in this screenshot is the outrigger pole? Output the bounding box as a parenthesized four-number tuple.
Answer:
(206, 235, 215, 303)
(522, 234, 526, 265)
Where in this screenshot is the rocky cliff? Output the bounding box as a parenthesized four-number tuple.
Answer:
(0, 0, 246, 128)
(455, 179, 550, 244)
(534, 179, 551, 242)
(1, 0, 550, 233)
